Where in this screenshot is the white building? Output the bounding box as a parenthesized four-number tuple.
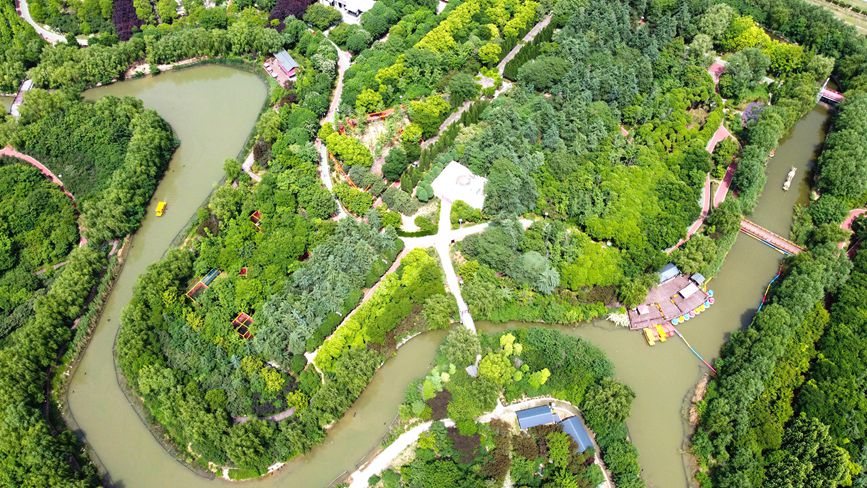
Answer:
(431, 161, 487, 210)
(321, 0, 374, 24)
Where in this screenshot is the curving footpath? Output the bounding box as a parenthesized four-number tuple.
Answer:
(713, 161, 736, 208)
(436, 199, 475, 331)
(667, 173, 711, 253)
(17, 0, 70, 44)
(1, 146, 88, 246)
(8, 78, 33, 118)
(347, 397, 612, 488)
(2, 145, 74, 200)
(839, 208, 866, 250)
(240, 149, 262, 182)
(667, 121, 736, 253)
(421, 14, 552, 149)
(317, 42, 352, 218)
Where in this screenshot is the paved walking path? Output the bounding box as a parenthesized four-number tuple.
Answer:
(8, 78, 33, 118)
(317, 43, 352, 218)
(305, 248, 409, 366)
(2, 145, 74, 199)
(713, 161, 736, 208)
(233, 406, 296, 425)
(240, 150, 262, 182)
(347, 419, 456, 488)
(667, 173, 711, 253)
(496, 14, 553, 74)
(435, 200, 475, 331)
(705, 122, 733, 153)
(839, 208, 866, 250)
(17, 0, 66, 44)
(1, 145, 88, 246)
(667, 119, 735, 253)
(17, 0, 87, 45)
(421, 14, 552, 149)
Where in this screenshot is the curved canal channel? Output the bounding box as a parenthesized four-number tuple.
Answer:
(65, 62, 830, 488)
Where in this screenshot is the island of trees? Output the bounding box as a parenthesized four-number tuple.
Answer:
(0, 0, 866, 484)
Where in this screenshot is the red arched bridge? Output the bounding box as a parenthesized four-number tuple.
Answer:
(740, 219, 803, 255)
(819, 78, 844, 104)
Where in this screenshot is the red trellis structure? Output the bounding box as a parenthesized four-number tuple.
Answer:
(185, 269, 220, 301)
(232, 312, 254, 339)
(250, 210, 262, 229)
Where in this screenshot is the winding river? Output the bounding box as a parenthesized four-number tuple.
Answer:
(65, 62, 830, 488)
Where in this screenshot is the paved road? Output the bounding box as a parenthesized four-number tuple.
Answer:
(317, 42, 352, 218)
(17, 0, 87, 45)
(435, 200, 475, 331)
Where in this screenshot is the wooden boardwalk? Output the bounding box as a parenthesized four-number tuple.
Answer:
(739, 219, 803, 255)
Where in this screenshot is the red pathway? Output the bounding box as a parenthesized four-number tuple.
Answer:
(667, 120, 736, 253)
(667, 174, 711, 252)
(1, 145, 75, 201)
(713, 162, 736, 208)
(705, 123, 733, 153)
(1, 145, 87, 246)
(839, 208, 866, 250)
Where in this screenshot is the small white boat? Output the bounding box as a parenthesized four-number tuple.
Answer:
(782, 166, 797, 191)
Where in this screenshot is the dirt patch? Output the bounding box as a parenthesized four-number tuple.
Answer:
(687, 107, 709, 130)
(688, 374, 709, 427)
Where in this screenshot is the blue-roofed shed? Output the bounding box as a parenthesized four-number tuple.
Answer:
(559, 416, 593, 453)
(273, 50, 300, 78)
(658, 263, 680, 284)
(516, 405, 558, 429)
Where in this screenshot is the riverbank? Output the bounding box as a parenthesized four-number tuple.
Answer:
(65, 65, 269, 486)
(349, 396, 612, 488)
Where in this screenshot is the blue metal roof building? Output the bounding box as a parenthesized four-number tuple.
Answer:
(516, 405, 559, 429)
(273, 50, 300, 75)
(658, 263, 680, 284)
(559, 416, 594, 453)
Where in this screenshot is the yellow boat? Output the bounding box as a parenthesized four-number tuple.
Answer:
(643, 328, 656, 346)
(655, 324, 668, 342)
(155, 201, 167, 216)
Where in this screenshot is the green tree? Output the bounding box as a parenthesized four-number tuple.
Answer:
(409, 95, 450, 138)
(303, 3, 342, 30)
(447, 73, 479, 107)
(478, 43, 501, 66)
(440, 327, 481, 367)
(422, 294, 458, 329)
(355, 88, 384, 114)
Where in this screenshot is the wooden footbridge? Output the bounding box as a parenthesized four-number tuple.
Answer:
(740, 219, 803, 255)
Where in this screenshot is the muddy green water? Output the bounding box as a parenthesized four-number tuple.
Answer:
(480, 105, 830, 488)
(1, 95, 12, 113)
(68, 65, 445, 488)
(69, 65, 268, 486)
(749, 105, 830, 236)
(65, 62, 829, 488)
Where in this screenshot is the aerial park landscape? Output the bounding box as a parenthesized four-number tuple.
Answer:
(1, 0, 866, 487)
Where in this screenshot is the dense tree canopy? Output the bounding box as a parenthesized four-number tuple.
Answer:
(0, 161, 78, 322)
